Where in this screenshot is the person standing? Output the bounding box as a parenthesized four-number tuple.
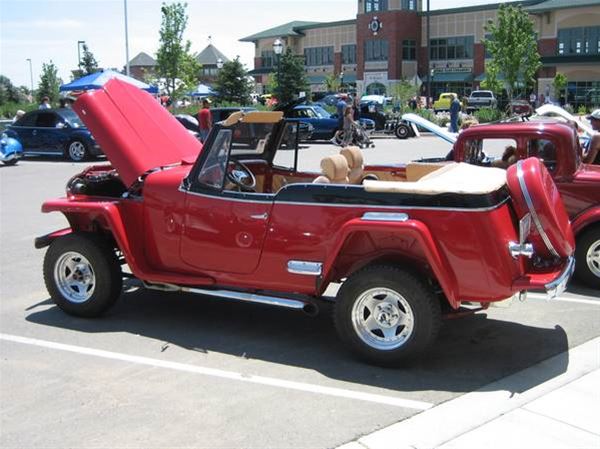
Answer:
(529, 92, 537, 108)
(38, 96, 51, 110)
(341, 105, 355, 147)
(449, 95, 461, 133)
(336, 96, 347, 132)
(583, 109, 600, 165)
(198, 99, 212, 143)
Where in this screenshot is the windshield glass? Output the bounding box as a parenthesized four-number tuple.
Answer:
(312, 106, 331, 118)
(60, 109, 85, 128)
(471, 92, 492, 98)
(230, 122, 277, 156)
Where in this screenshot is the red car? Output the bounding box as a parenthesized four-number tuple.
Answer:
(36, 80, 575, 365)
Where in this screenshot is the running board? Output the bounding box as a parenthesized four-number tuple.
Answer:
(142, 281, 319, 316)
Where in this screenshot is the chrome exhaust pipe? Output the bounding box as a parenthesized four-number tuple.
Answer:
(143, 282, 319, 316)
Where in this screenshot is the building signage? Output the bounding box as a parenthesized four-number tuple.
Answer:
(368, 17, 383, 35)
(433, 67, 472, 73)
(364, 71, 388, 84)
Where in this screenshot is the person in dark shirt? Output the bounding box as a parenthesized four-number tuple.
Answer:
(583, 109, 600, 165)
(336, 97, 347, 131)
(449, 95, 461, 133)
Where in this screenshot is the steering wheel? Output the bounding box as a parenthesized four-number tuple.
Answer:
(227, 159, 256, 192)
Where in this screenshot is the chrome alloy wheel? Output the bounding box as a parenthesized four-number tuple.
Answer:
(68, 141, 86, 161)
(587, 238, 600, 278)
(54, 251, 96, 303)
(351, 288, 415, 351)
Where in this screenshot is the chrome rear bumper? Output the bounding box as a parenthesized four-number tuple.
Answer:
(545, 256, 575, 299)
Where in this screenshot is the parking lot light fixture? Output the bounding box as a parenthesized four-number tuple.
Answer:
(217, 58, 224, 70)
(77, 40, 85, 70)
(273, 39, 284, 99)
(26, 58, 34, 102)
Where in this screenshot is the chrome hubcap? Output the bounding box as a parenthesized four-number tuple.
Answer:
(54, 252, 96, 303)
(69, 141, 85, 160)
(351, 288, 414, 351)
(587, 239, 600, 278)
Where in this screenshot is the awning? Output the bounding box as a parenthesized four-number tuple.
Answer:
(341, 73, 357, 83)
(422, 72, 473, 82)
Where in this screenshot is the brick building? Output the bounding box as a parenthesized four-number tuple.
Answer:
(127, 52, 157, 81)
(241, 0, 600, 107)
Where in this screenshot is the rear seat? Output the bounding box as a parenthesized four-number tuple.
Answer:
(405, 161, 451, 182)
(363, 162, 507, 195)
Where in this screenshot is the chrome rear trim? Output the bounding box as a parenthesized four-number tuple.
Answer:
(545, 256, 575, 300)
(362, 212, 409, 222)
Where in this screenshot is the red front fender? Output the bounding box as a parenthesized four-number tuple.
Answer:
(571, 206, 600, 235)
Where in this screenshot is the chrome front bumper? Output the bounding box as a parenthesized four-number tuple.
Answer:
(545, 256, 575, 299)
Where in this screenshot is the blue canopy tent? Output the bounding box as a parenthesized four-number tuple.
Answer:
(60, 70, 158, 94)
(190, 83, 216, 97)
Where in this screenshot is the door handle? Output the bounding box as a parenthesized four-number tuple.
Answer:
(250, 213, 268, 220)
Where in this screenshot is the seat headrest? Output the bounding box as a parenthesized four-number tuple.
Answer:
(340, 146, 364, 169)
(321, 154, 349, 181)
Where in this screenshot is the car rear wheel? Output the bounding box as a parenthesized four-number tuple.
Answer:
(2, 159, 19, 166)
(575, 227, 600, 288)
(66, 139, 89, 162)
(395, 124, 410, 139)
(334, 265, 441, 365)
(44, 233, 122, 317)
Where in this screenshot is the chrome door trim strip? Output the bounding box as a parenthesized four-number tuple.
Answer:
(362, 212, 409, 222)
(287, 260, 323, 276)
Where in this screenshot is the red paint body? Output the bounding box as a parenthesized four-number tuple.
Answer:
(40, 80, 576, 311)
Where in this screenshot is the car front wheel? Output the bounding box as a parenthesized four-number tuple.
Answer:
(334, 265, 441, 365)
(575, 227, 600, 288)
(43, 233, 122, 317)
(395, 124, 410, 139)
(66, 139, 89, 162)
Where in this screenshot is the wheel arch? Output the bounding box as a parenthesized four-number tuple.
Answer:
(319, 218, 461, 308)
(572, 206, 600, 236)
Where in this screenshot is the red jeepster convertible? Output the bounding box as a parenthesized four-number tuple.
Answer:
(37, 80, 575, 365)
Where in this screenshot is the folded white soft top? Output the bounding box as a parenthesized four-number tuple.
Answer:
(363, 162, 507, 195)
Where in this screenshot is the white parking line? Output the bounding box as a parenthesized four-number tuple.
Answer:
(527, 293, 600, 306)
(0, 333, 432, 410)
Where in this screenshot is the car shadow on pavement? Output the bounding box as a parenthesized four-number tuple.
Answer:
(25, 288, 569, 395)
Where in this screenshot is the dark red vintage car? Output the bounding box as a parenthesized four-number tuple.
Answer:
(37, 80, 575, 365)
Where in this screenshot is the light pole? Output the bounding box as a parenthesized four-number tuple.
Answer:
(430, 68, 435, 103)
(340, 71, 345, 92)
(426, 0, 431, 108)
(216, 58, 224, 70)
(77, 40, 85, 71)
(273, 38, 284, 99)
(124, 0, 130, 76)
(26, 58, 34, 102)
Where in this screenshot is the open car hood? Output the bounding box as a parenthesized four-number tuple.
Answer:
(535, 104, 594, 137)
(74, 79, 202, 187)
(402, 113, 457, 144)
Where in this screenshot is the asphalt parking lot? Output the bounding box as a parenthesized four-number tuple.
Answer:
(1, 136, 599, 449)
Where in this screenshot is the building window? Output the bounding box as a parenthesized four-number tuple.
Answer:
(261, 50, 275, 68)
(558, 26, 600, 55)
(365, 0, 388, 13)
(401, 0, 417, 10)
(402, 40, 416, 60)
(304, 46, 334, 66)
(365, 40, 389, 61)
(430, 36, 474, 60)
(342, 44, 357, 64)
(566, 81, 600, 106)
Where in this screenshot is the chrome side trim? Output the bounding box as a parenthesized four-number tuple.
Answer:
(287, 260, 323, 276)
(515, 161, 560, 258)
(143, 281, 316, 313)
(362, 212, 409, 222)
(545, 256, 575, 300)
(180, 186, 510, 213)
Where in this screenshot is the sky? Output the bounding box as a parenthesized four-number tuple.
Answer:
(1, 0, 521, 89)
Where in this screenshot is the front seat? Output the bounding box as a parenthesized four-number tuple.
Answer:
(340, 146, 364, 184)
(313, 154, 349, 184)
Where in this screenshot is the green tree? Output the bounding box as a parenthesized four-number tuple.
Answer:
(156, 2, 198, 97)
(480, 64, 503, 96)
(552, 72, 568, 102)
(391, 79, 416, 108)
(36, 61, 61, 104)
(79, 43, 99, 75)
(0, 75, 21, 105)
(273, 48, 308, 104)
(483, 4, 541, 100)
(324, 73, 340, 92)
(214, 57, 252, 105)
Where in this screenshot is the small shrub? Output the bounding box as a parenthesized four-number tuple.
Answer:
(564, 104, 574, 114)
(474, 107, 504, 123)
(577, 105, 588, 115)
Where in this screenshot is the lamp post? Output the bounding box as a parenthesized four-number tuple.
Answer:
(77, 40, 85, 71)
(124, 0, 130, 76)
(430, 68, 435, 104)
(426, 0, 431, 108)
(216, 58, 224, 70)
(273, 38, 284, 99)
(26, 58, 33, 102)
(340, 71, 345, 92)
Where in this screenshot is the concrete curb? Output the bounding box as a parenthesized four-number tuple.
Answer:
(338, 337, 600, 449)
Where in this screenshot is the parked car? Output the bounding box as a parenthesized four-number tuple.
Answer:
(0, 132, 24, 165)
(432, 93, 458, 113)
(506, 100, 534, 117)
(466, 90, 498, 112)
(36, 79, 575, 365)
(288, 104, 375, 140)
(403, 112, 600, 287)
(6, 108, 101, 161)
(359, 101, 417, 139)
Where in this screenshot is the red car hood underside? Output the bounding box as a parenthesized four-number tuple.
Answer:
(74, 79, 202, 187)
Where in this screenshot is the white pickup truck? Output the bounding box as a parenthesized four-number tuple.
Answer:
(466, 90, 497, 112)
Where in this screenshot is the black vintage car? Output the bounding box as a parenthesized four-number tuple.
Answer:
(359, 101, 417, 139)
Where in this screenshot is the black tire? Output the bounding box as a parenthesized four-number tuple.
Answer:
(43, 233, 122, 317)
(2, 158, 19, 166)
(65, 139, 89, 162)
(395, 124, 410, 139)
(334, 265, 441, 366)
(574, 227, 600, 288)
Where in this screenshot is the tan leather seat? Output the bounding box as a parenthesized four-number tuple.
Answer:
(340, 146, 364, 184)
(313, 154, 349, 184)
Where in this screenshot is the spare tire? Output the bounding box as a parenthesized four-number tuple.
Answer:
(506, 158, 574, 259)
